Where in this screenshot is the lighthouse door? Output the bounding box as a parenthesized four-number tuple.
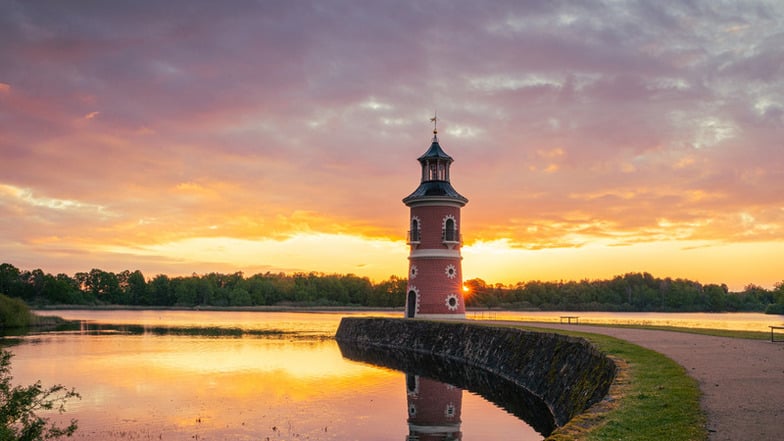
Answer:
(406, 290, 416, 318)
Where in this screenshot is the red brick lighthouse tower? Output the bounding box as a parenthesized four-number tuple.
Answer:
(403, 117, 468, 319)
(406, 374, 463, 441)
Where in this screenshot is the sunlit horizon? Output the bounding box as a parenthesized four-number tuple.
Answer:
(4, 230, 780, 292)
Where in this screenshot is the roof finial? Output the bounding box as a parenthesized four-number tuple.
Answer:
(430, 112, 439, 142)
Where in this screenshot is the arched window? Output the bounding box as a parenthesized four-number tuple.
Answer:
(408, 217, 420, 244)
(443, 218, 457, 242)
(406, 374, 419, 395)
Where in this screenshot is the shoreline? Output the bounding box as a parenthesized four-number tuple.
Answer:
(29, 307, 781, 336)
(33, 304, 405, 313)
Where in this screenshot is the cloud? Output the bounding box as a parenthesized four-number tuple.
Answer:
(0, 0, 782, 288)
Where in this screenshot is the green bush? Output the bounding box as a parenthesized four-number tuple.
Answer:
(764, 303, 784, 315)
(0, 295, 32, 329)
(0, 349, 79, 440)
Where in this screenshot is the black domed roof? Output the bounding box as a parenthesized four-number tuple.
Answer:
(403, 181, 468, 205)
(418, 139, 453, 162)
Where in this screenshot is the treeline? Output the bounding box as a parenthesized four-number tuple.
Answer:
(0, 263, 406, 308)
(1, 263, 782, 313)
(465, 273, 784, 314)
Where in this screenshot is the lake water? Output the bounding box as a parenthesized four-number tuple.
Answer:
(6, 310, 779, 440)
(7, 310, 543, 440)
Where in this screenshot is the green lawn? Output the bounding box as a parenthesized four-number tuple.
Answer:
(515, 326, 708, 441)
(577, 323, 771, 341)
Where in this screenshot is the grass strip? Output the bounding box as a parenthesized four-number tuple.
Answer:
(515, 326, 707, 441)
(574, 323, 769, 341)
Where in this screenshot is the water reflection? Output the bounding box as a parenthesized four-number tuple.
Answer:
(406, 374, 462, 441)
(15, 310, 779, 439)
(9, 317, 540, 440)
(338, 340, 556, 437)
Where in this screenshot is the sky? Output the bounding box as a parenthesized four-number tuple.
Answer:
(1, 1, 782, 291)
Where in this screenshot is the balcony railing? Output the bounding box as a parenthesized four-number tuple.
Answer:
(442, 229, 461, 244)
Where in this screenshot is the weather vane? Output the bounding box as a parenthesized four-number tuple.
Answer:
(430, 112, 438, 133)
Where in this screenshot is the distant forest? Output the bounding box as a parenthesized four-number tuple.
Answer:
(1, 262, 783, 314)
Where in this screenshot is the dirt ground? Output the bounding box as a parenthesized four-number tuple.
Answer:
(503, 322, 784, 441)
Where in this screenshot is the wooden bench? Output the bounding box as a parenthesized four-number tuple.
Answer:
(560, 316, 579, 324)
(770, 326, 784, 342)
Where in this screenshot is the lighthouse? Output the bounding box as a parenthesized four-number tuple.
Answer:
(406, 374, 463, 441)
(403, 117, 468, 319)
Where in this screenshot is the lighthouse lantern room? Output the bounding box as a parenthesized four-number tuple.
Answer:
(403, 117, 468, 319)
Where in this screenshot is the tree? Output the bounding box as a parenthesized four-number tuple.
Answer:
(369, 275, 406, 307)
(18, 270, 46, 303)
(148, 274, 174, 306)
(774, 281, 784, 305)
(0, 349, 80, 440)
(229, 287, 251, 306)
(38, 274, 81, 305)
(172, 277, 199, 306)
(0, 264, 22, 298)
(81, 269, 121, 303)
(124, 271, 147, 305)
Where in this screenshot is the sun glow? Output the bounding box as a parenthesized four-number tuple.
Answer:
(462, 238, 782, 291)
(102, 233, 408, 280)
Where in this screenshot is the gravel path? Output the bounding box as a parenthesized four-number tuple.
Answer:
(494, 321, 784, 441)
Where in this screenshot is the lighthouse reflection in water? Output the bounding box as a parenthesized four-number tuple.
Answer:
(406, 374, 463, 441)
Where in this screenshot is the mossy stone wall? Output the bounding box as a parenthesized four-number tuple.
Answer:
(335, 317, 616, 427)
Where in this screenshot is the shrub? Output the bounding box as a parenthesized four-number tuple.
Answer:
(764, 303, 784, 315)
(0, 349, 80, 440)
(0, 295, 32, 329)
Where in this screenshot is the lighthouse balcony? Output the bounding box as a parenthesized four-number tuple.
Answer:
(407, 230, 421, 245)
(442, 229, 462, 246)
